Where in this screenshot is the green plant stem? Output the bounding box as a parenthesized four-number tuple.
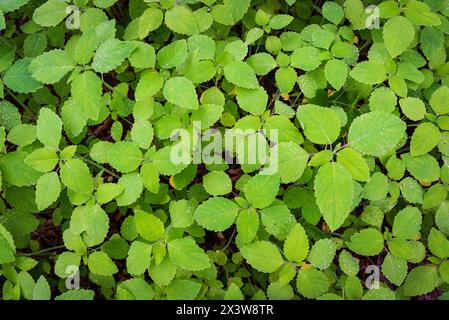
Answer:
(5, 87, 35, 116)
(311, 3, 322, 14)
(221, 228, 237, 251)
(78, 156, 120, 179)
(103, 80, 128, 99)
(17, 245, 66, 256)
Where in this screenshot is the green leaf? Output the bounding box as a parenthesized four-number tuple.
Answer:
(29, 49, 75, 84)
(32, 0, 68, 27)
(138, 8, 163, 39)
(185, 60, 217, 84)
(3, 58, 42, 93)
(283, 223, 309, 263)
(166, 279, 201, 300)
(392, 207, 422, 240)
(25, 147, 59, 172)
(169, 199, 194, 228)
(312, 28, 335, 50)
(35, 172, 61, 211)
(167, 237, 210, 271)
(246, 53, 277, 76)
(55, 290, 94, 300)
(0, 101, 20, 130)
(420, 27, 444, 63)
(308, 239, 337, 270)
(348, 228, 384, 256)
(188, 35, 216, 61)
(322, 1, 344, 25)
(92, 39, 136, 73)
(148, 256, 177, 287)
(223, 61, 259, 89)
(428, 228, 449, 259)
(164, 5, 206, 36)
(211, 0, 251, 26)
(141, 162, 160, 194)
(296, 104, 341, 144)
(74, 29, 99, 65)
(134, 210, 165, 242)
(116, 278, 154, 300)
(152, 146, 188, 176)
(245, 28, 263, 44)
(339, 250, 359, 276)
(126, 240, 152, 275)
(423, 184, 447, 210)
(87, 251, 118, 276)
(382, 253, 408, 286)
(71, 71, 103, 120)
(244, 174, 280, 209)
(277, 142, 309, 184)
(240, 240, 284, 273)
(7, 124, 36, 147)
(383, 16, 415, 58)
(0, 151, 41, 187)
(399, 97, 426, 121)
(60, 159, 94, 194)
(430, 86, 449, 114)
(344, 275, 363, 300)
(107, 141, 143, 173)
(296, 268, 329, 299)
(129, 43, 155, 69)
(343, 0, 367, 29)
(404, 1, 441, 26)
(402, 153, 440, 184)
(324, 59, 348, 90)
(0, 0, 31, 12)
(269, 14, 293, 30)
(32, 276, 51, 300)
(54, 252, 81, 278)
(348, 112, 406, 156)
(349, 61, 387, 85)
(135, 70, 164, 101)
(404, 266, 439, 296)
(116, 173, 144, 206)
(314, 162, 354, 231)
(264, 115, 303, 143)
(337, 148, 370, 182)
(290, 46, 321, 71)
(410, 122, 441, 156)
(362, 172, 389, 201)
(102, 234, 129, 260)
(236, 208, 259, 244)
(388, 239, 424, 264)
(0, 224, 15, 264)
(194, 197, 239, 231)
(235, 87, 267, 115)
(96, 183, 124, 204)
(387, 156, 405, 181)
(36, 107, 62, 148)
(203, 171, 232, 196)
(275, 67, 297, 94)
(224, 283, 244, 300)
(94, 0, 117, 8)
(163, 77, 199, 110)
(84, 205, 110, 247)
(369, 87, 397, 113)
(226, 40, 247, 61)
(261, 201, 296, 240)
(157, 39, 187, 69)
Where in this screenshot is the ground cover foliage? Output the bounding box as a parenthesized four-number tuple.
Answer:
(0, 0, 449, 300)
